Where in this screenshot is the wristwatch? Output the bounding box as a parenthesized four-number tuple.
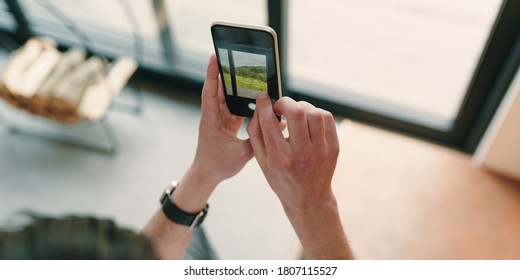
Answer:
(159, 181, 209, 228)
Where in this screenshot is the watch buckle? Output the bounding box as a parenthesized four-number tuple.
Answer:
(190, 211, 205, 229)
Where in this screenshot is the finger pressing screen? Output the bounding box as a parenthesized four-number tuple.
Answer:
(256, 92, 285, 153)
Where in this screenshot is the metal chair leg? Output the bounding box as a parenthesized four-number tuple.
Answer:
(111, 78, 144, 115)
(0, 103, 119, 156)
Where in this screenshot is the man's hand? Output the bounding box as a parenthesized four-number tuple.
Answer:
(144, 55, 253, 259)
(192, 54, 253, 185)
(247, 93, 339, 212)
(247, 93, 353, 259)
(172, 54, 254, 213)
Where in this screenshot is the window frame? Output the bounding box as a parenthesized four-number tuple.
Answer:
(278, 0, 520, 153)
(3, 0, 519, 153)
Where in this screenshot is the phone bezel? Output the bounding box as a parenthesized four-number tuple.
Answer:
(211, 21, 282, 118)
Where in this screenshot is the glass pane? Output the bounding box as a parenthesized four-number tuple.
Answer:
(0, 0, 17, 32)
(15, 0, 267, 80)
(166, 0, 268, 57)
(288, 0, 502, 128)
(18, 0, 163, 68)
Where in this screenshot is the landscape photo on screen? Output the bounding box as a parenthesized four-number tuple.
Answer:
(231, 50, 267, 99)
(218, 48, 234, 96)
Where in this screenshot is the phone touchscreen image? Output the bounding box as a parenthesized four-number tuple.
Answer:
(217, 47, 269, 99)
(212, 22, 280, 117)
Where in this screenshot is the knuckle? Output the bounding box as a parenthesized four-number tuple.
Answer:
(322, 110, 335, 123)
(298, 100, 315, 109)
(309, 109, 324, 122)
(329, 141, 340, 158)
(289, 106, 306, 122)
(280, 96, 293, 103)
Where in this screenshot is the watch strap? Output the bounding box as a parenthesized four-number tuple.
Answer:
(160, 181, 209, 228)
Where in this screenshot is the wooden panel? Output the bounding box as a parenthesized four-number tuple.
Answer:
(333, 121, 520, 259)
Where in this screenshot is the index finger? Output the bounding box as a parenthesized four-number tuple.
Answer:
(255, 92, 285, 154)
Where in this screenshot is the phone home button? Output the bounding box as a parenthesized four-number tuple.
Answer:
(248, 103, 256, 111)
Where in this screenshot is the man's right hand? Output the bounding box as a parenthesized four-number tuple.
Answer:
(247, 93, 353, 260)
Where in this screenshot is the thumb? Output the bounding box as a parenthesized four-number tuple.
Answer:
(201, 54, 221, 109)
(202, 54, 219, 99)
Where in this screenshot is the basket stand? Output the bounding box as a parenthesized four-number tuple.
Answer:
(0, 78, 143, 155)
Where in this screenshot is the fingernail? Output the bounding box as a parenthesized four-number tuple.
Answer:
(257, 92, 268, 100)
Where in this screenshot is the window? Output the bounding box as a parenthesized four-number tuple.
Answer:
(287, 0, 502, 130)
(1, 0, 519, 152)
(166, 0, 267, 56)
(163, 0, 268, 79)
(14, 0, 268, 80)
(0, 0, 17, 32)
(17, 0, 164, 70)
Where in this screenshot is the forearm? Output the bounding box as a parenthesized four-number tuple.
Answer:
(142, 209, 192, 259)
(284, 194, 354, 260)
(142, 166, 218, 260)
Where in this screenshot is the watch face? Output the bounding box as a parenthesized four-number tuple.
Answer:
(160, 187, 173, 204)
(160, 181, 178, 204)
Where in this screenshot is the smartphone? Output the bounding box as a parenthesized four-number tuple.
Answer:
(211, 21, 282, 118)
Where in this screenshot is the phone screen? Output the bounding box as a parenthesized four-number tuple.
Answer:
(212, 22, 281, 117)
(217, 49, 267, 99)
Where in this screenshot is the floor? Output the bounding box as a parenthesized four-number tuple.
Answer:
(333, 121, 520, 259)
(0, 49, 298, 260)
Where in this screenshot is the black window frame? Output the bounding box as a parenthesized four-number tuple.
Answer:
(2, 0, 519, 153)
(275, 0, 520, 153)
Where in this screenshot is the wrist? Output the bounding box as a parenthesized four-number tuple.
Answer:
(190, 157, 227, 185)
(171, 166, 220, 213)
(283, 189, 340, 223)
(160, 182, 209, 228)
(281, 193, 352, 259)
